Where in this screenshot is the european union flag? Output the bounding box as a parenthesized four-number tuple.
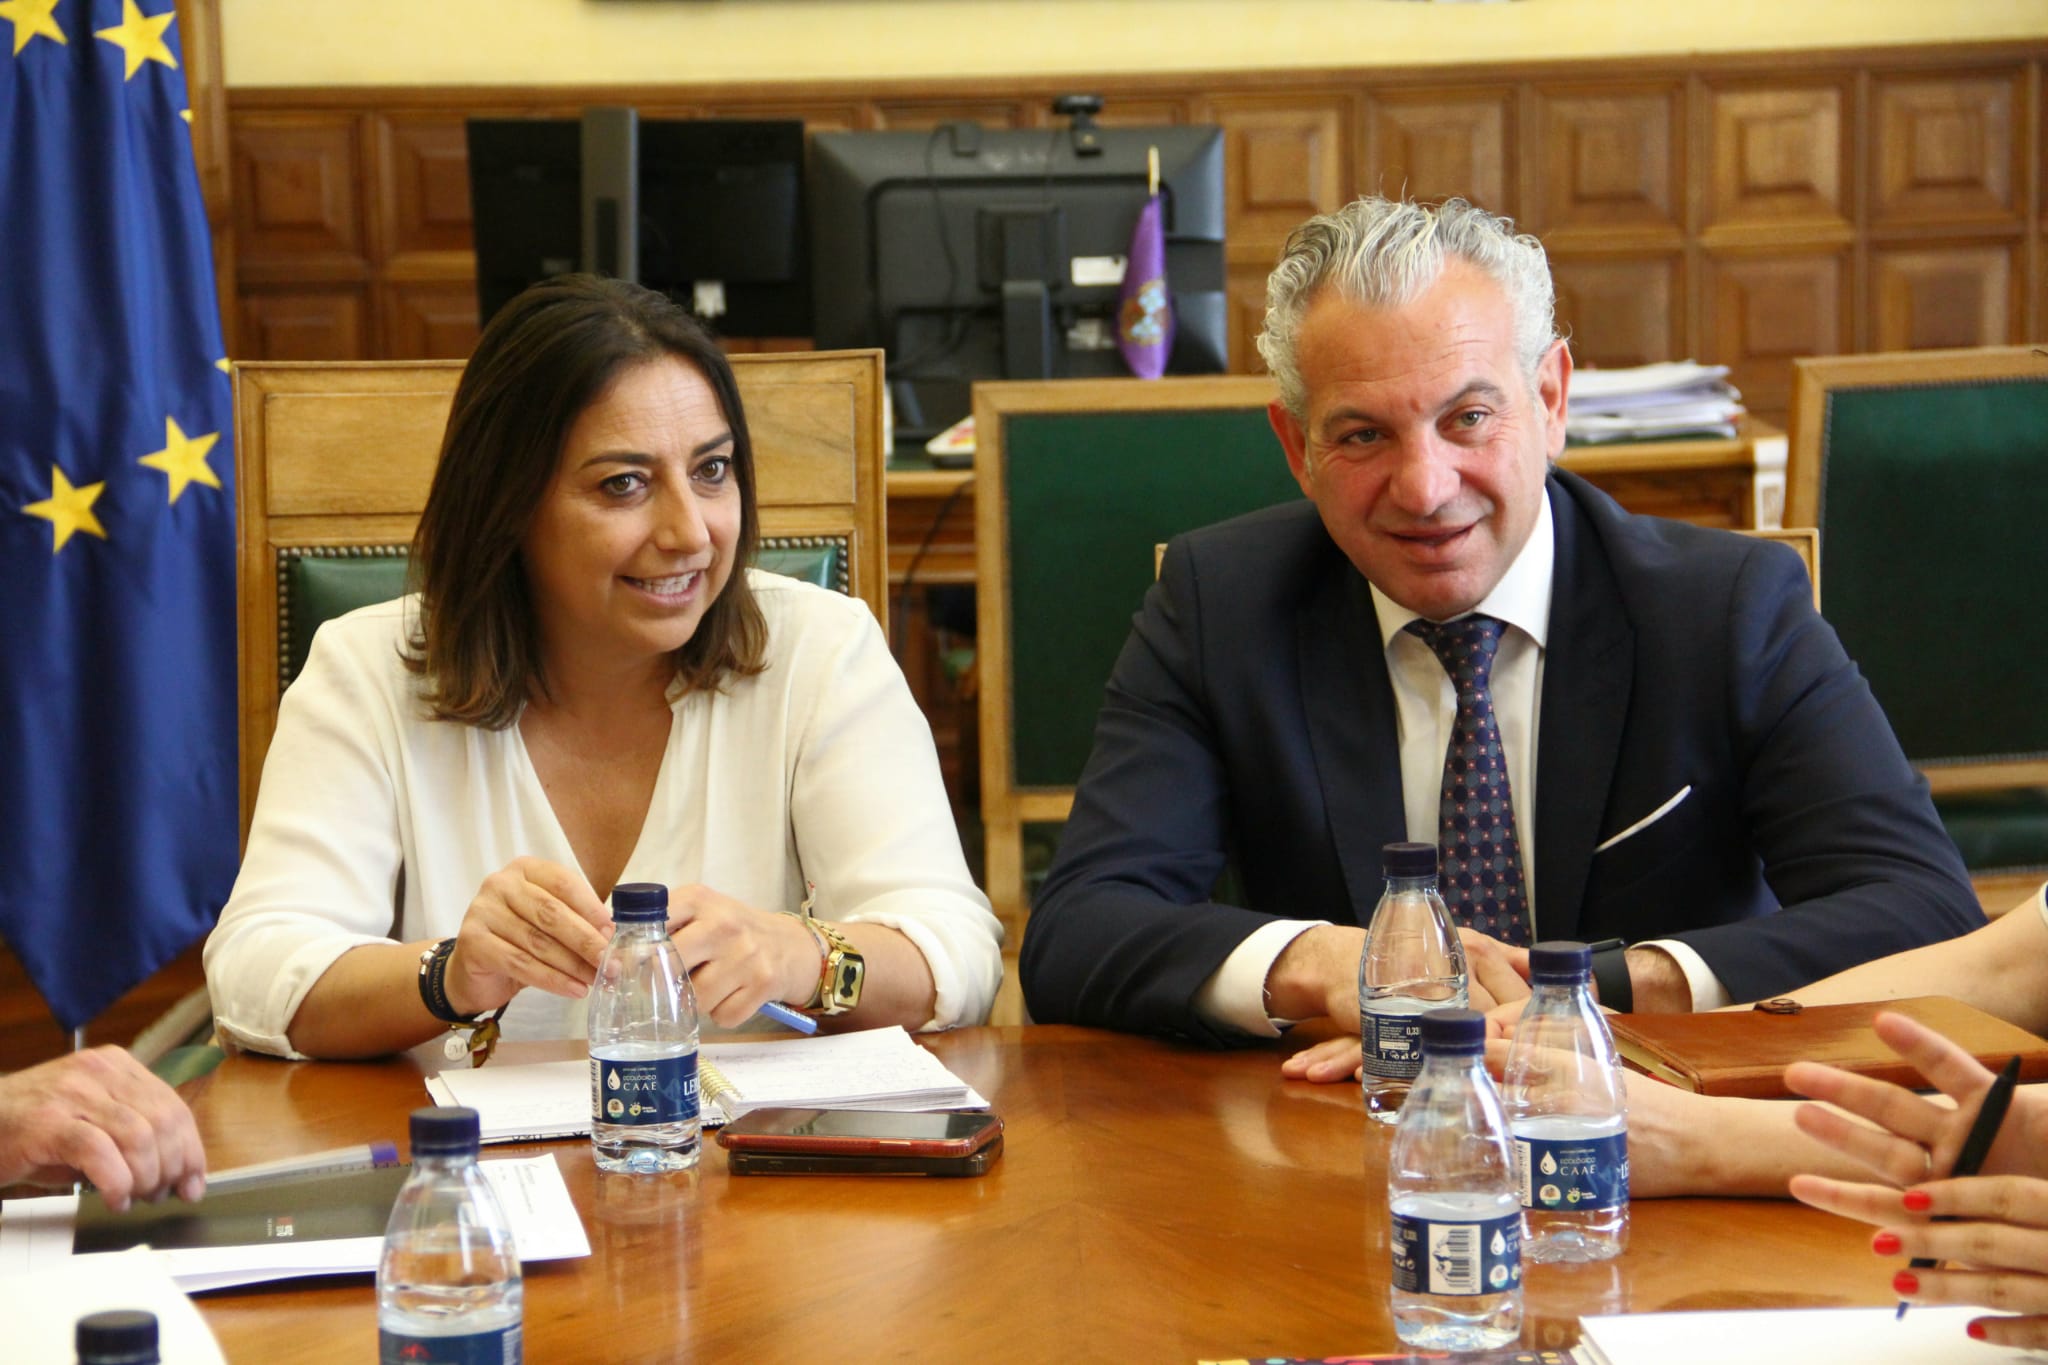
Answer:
(0, 1, 237, 1031)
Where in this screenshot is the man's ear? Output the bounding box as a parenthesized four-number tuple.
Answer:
(1535, 340, 1573, 462)
(1269, 400, 1315, 497)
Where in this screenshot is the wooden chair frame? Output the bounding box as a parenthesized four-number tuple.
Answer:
(232, 350, 887, 839)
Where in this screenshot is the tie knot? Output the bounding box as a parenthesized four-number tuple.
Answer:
(1407, 614, 1507, 690)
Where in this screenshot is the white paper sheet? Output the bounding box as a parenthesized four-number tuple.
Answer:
(1, 1246, 226, 1364)
(0, 1153, 589, 1293)
(1578, 1305, 2039, 1364)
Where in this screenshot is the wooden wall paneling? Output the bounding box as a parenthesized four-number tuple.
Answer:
(1525, 81, 1684, 243)
(1227, 264, 1274, 374)
(1364, 87, 1513, 213)
(1090, 97, 1195, 128)
(238, 289, 368, 360)
(1702, 79, 1853, 238)
(1551, 254, 1683, 369)
(1204, 94, 1354, 252)
(1872, 241, 2021, 349)
(1871, 67, 2024, 229)
(697, 101, 866, 132)
(1703, 250, 1849, 420)
(376, 113, 477, 259)
(870, 101, 1033, 131)
(230, 112, 367, 270)
(380, 280, 484, 360)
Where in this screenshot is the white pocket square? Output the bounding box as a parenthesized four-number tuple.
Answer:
(1594, 784, 1693, 854)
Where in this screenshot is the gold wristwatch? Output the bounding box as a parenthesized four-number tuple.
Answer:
(808, 920, 865, 1015)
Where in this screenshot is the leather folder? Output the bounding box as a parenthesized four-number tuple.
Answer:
(1605, 995, 2048, 1098)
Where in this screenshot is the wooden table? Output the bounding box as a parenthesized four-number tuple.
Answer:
(182, 1025, 1883, 1361)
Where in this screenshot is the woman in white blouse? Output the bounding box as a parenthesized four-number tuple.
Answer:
(205, 275, 1002, 1059)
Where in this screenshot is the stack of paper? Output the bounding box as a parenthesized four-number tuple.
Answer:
(0, 1155, 589, 1293)
(1578, 1305, 2036, 1363)
(1566, 361, 1744, 444)
(426, 1026, 990, 1143)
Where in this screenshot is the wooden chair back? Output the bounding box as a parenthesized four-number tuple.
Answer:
(231, 350, 887, 838)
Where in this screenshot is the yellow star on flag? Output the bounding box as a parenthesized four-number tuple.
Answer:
(138, 416, 221, 504)
(94, 0, 174, 79)
(0, 0, 66, 55)
(22, 464, 109, 553)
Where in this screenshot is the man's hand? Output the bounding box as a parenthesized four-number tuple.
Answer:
(1620, 944, 1692, 1013)
(0, 1048, 205, 1211)
(1278, 927, 1533, 1085)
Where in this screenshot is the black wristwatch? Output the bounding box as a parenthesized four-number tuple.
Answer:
(416, 938, 483, 1024)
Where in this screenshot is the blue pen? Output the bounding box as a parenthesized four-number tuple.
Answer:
(756, 1000, 819, 1035)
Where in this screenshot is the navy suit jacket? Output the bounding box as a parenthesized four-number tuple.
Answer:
(1019, 471, 1984, 1044)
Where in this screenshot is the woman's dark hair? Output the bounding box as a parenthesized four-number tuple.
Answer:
(403, 274, 765, 727)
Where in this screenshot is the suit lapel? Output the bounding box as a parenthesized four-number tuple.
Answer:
(1535, 477, 1634, 940)
(1298, 564, 1408, 927)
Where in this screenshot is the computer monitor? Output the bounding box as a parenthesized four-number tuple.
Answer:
(466, 113, 811, 337)
(808, 120, 1228, 443)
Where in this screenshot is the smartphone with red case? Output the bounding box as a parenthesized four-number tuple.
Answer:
(716, 1108, 1003, 1176)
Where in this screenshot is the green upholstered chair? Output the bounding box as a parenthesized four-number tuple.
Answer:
(1789, 346, 2048, 910)
(234, 352, 886, 839)
(273, 538, 849, 692)
(971, 375, 1301, 932)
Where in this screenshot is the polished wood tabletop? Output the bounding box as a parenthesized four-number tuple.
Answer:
(180, 1025, 1886, 1362)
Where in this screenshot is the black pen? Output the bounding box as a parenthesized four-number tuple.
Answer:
(1898, 1053, 2023, 1320)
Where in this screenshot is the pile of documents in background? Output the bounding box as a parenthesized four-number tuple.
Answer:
(1566, 361, 1744, 444)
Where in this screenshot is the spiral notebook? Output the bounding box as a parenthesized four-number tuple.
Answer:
(425, 1026, 989, 1142)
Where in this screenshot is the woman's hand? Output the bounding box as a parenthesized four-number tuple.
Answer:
(1788, 1173, 2048, 1348)
(446, 857, 613, 1016)
(1786, 1009, 2048, 1347)
(666, 885, 822, 1029)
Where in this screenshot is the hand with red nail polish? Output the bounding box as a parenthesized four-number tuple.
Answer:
(1782, 1010, 2048, 1350)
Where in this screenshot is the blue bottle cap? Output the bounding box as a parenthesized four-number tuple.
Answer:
(75, 1310, 158, 1365)
(1382, 841, 1437, 879)
(1528, 940, 1594, 984)
(611, 882, 669, 921)
(409, 1105, 482, 1157)
(1419, 1008, 1486, 1055)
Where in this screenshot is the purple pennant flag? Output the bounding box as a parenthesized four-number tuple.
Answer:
(1117, 194, 1174, 379)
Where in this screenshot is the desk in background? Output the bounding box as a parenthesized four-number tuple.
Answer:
(181, 1026, 1882, 1362)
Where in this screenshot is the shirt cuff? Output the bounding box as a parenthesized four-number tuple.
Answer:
(1635, 938, 1732, 1012)
(1192, 919, 1325, 1038)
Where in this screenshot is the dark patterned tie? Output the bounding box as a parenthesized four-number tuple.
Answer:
(1405, 615, 1532, 946)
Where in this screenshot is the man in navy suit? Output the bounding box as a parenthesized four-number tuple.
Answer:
(1018, 196, 1982, 1073)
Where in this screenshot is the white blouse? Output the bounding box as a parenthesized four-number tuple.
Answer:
(205, 571, 1003, 1057)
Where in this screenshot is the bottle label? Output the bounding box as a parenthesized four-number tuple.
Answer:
(591, 1051, 699, 1126)
(379, 1325, 522, 1365)
(1390, 1210, 1521, 1297)
(1360, 1010, 1425, 1080)
(1514, 1130, 1629, 1212)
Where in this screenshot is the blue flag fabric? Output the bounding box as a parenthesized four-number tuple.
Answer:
(0, 2, 238, 1031)
(1117, 193, 1173, 380)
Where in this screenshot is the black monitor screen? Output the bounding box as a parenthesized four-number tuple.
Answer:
(466, 116, 811, 337)
(809, 123, 1228, 443)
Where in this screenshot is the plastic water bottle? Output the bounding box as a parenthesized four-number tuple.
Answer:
(1504, 940, 1630, 1262)
(1359, 841, 1467, 1124)
(589, 881, 701, 1173)
(75, 1311, 158, 1365)
(377, 1106, 523, 1365)
(1388, 1008, 1522, 1352)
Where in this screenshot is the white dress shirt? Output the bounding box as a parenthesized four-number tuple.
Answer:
(206, 571, 1004, 1058)
(1195, 497, 1726, 1035)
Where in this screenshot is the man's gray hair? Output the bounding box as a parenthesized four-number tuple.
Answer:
(1256, 196, 1558, 418)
